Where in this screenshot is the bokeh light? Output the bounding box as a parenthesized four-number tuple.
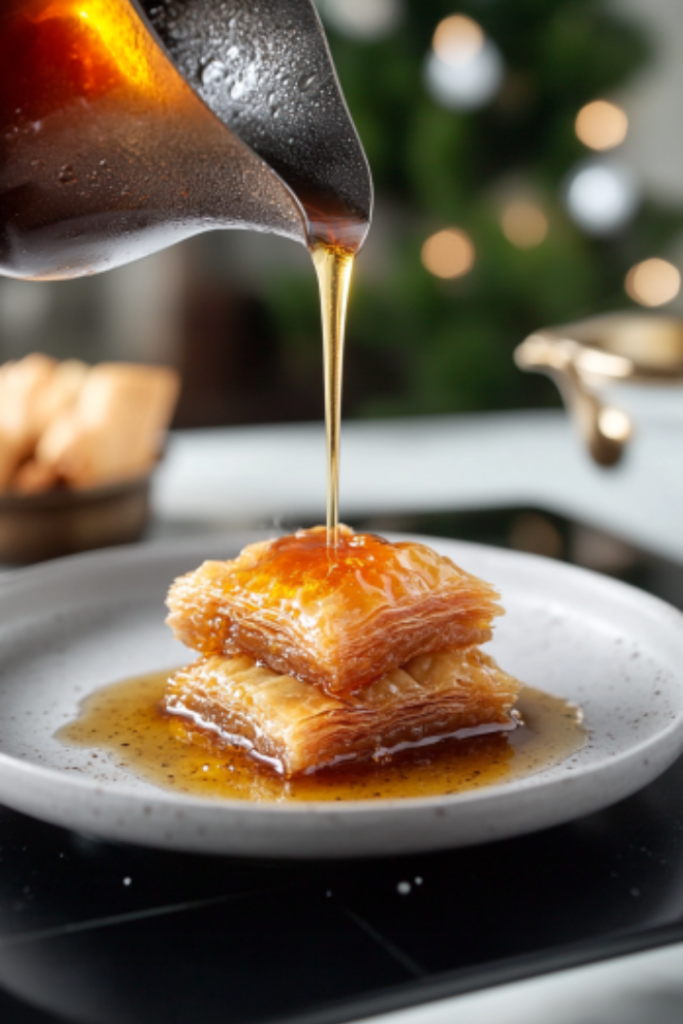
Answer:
(598, 407, 632, 442)
(421, 228, 475, 279)
(575, 100, 628, 151)
(433, 14, 484, 62)
(317, 0, 404, 41)
(425, 13, 503, 111)
(564, 159, 639, 235)
(500, 201, 548, 248)
(625, 258, 681, 307)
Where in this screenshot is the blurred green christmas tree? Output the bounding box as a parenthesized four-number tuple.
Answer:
(264, 0, 683, 418)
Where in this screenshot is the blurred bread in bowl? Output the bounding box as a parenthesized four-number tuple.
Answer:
(35, 363, 179, 490)
(0, 356, 179, 495)
(0, 355, 180, 562)
(0, 354, 58, 487)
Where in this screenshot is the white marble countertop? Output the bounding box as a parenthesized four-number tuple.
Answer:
(359, 940, 683, 1024)
(153, 410, 683, 564)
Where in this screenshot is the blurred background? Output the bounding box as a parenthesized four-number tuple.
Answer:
(3, 0, 683, 429)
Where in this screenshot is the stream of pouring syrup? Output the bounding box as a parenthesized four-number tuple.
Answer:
(312, 244, 355, 547)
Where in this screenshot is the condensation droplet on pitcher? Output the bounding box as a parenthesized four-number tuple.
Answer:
(201, 59, 226, 87)
(57, 165, 77, 185)
(298, 71, 324, 98)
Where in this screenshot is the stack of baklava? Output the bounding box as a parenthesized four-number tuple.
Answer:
(165, 526, 521, 777)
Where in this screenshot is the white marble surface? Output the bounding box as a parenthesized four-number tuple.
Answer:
(153, 410, 683, 563)
(360, 940, 683, 1024)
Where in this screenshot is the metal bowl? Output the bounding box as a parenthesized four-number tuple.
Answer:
(515, 311, 683, 466)
(0, 475, 152, 565)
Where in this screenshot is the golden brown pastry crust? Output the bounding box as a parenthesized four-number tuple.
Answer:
(166, 526, 502, 697)
(163, 647, 520, 777)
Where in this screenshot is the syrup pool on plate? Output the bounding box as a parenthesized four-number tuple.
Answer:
(57, 670, 587, 802)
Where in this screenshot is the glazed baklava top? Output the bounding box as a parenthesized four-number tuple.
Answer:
(166, 526, 502, 697)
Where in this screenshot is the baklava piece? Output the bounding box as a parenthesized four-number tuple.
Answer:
(166, 526, 502, 697)
(164, 647, 521, 777)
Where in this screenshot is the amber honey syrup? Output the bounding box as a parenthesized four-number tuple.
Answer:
(311, 244, 355, 546)
(57, 670, 586, 803)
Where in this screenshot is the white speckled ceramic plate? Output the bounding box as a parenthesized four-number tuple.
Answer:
(0, 533, 681, 859)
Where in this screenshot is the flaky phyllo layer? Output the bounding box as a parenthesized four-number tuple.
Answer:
(164, 648, 520, 777)
(166, 526, 502, 698)
(165, 527, 520, 778)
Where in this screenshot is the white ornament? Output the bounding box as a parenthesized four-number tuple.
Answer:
(424, 38, 504, 112)
(317, 0, 404, 42)
(564, 159, 640, 236)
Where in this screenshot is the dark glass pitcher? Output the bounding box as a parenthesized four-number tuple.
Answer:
(0, 0, 373, 280)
